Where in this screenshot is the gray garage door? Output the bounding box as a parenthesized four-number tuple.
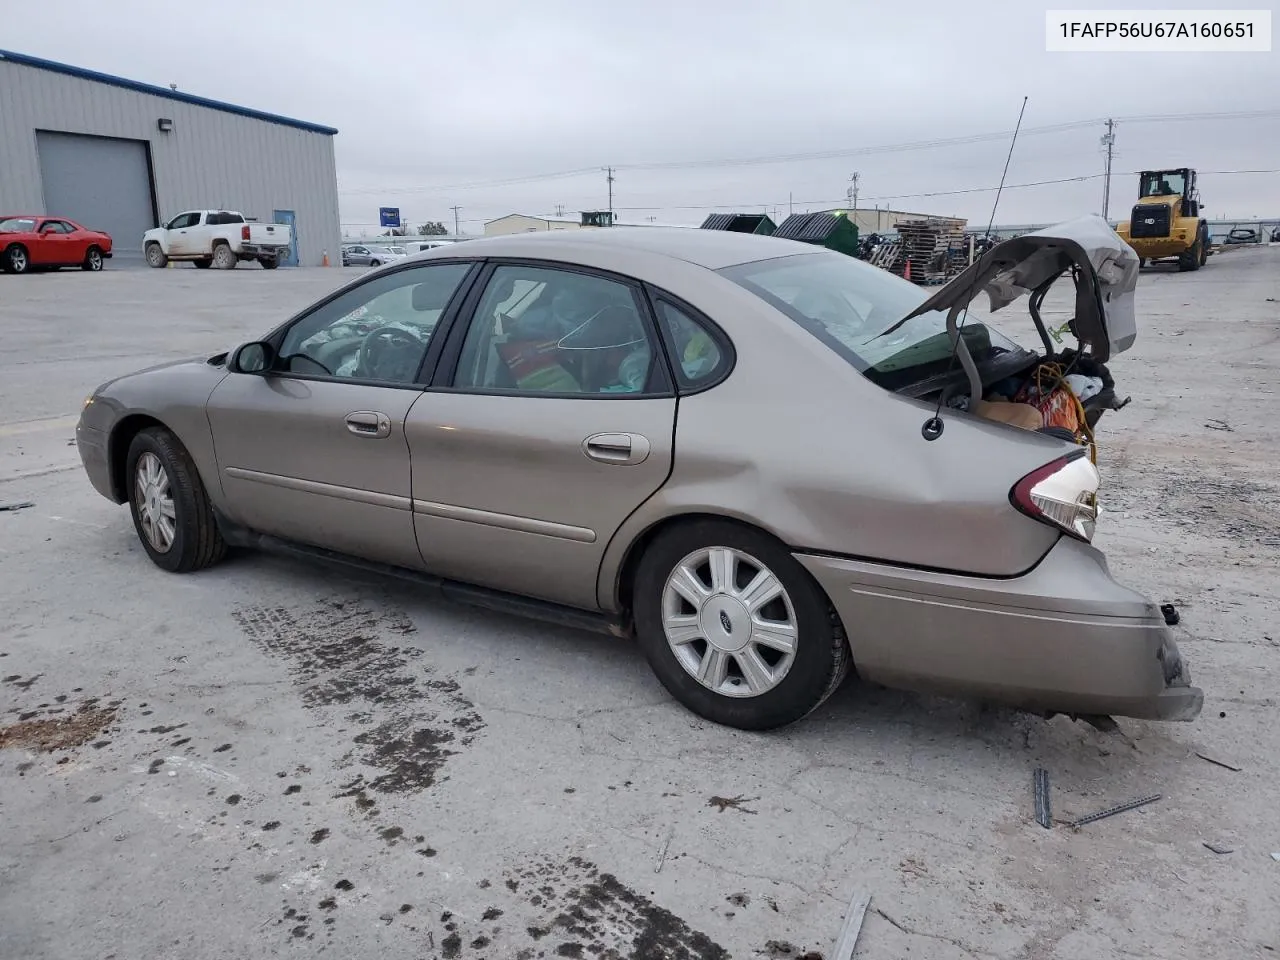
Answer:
(36, 131, 156, 265)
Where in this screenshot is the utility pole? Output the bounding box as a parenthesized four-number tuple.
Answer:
(789, 192, 793, 217)
(847, 172, 859, 215)
(1101, 119, 1116, 221)
(555, 204, 565, 218)
(450, 205, 462, 237)
(603, 166, 615, 224)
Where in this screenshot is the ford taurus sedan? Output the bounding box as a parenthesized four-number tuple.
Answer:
(75, 223, 1202, 730)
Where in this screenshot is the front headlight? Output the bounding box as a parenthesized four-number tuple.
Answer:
(83, 395, 95, 409)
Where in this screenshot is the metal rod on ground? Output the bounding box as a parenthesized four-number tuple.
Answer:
(831, 891, 871, 960)
(1034, 768, 1052, 829)
(1068, 793, 1162, 829)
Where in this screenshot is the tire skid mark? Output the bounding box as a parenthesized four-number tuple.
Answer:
(231, 597, 485, 795)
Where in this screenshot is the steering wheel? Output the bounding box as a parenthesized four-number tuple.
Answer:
(356, 325, 426, 382)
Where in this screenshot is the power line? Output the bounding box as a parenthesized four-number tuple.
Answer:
(587, 168, 1280, 214)
(337, 109, 1280, 197)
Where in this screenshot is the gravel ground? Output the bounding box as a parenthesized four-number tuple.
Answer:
(1, 246, 1277, 959)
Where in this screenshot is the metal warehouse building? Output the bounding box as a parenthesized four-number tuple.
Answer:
(0, 49, 341, 266)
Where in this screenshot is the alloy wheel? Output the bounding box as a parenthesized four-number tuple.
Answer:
(87, 250, 103, 270)
(661, 546, 798, 698)
(10, 249, 28, 272)
(135, 452, 177, 553)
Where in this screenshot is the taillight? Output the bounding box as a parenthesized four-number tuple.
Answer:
(1010, 451, 1100, 542)
(241, 225, 250, 241)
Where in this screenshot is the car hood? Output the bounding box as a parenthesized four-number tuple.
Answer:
(882, 214, 1139, 363)
(93, 355, 218, 395)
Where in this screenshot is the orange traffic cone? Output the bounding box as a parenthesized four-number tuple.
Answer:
(322, 250, 330, 267)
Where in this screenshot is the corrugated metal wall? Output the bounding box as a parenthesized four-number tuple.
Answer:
(0, 60, 341, 266)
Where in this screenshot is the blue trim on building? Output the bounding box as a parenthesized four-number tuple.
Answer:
(0, 48, 339, 136)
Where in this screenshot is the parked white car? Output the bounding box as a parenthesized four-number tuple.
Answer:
(143, 210, 293, 270)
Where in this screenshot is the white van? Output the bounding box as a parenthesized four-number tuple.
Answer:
(402, 239, 459, 255)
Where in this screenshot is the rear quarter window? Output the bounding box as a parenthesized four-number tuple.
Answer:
(650, 296, 733, 391)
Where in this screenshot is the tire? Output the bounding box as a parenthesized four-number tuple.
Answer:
(145, 243, 168, 268)
(212, 243, 237, 270)
(3, 244, 31, 274)
(1179, 232, 1203, 272)
(1199, 233, 1209, 266)
(369, 259, 381, 267)
(193, 258, 212, 269)
(125, 427, 227, 573)
(1138, 258, 1147, 269)
(82, 246, 104, 271)
(259, 256, 279, 270)
(632, 519, 852, 730)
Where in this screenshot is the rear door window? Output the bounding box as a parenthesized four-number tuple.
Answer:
(451, 264, 664, 396)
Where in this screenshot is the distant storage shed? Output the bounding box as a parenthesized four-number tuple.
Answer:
(773, 212, 860, 257)
(0, 49, 341, 266)
(699, 213, 776, 235)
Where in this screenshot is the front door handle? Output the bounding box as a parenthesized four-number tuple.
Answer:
(345, 411, 391, 439)
(583, 432, 651, 465)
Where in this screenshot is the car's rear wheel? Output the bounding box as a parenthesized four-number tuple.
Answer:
(125, 427, 227, 573)
(633, 519, 851, 730)
(213, 242, 237, 270)
(3, 244, 30, 274)
(145, 243, 167, 268)
(82, 247, 104, 271)
(369, 259, 382, 267)
(259, 256, 279, 269)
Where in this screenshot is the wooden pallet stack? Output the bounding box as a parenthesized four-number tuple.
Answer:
(890, 218, 967, 284)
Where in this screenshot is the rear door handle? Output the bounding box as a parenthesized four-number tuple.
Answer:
(583, 432, 651, 465)
(346, 411, 391, 439)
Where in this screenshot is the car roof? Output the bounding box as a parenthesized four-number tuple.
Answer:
(405, 226, 816, 271)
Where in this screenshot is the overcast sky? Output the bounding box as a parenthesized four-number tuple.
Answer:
(9, 0, 1279, 232)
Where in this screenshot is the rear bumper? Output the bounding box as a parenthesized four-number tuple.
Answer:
(240, 243, 289, 258)
(796, 537, 1203, 722)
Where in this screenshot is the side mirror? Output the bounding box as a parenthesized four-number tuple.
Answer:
(229, 341, 274, 374)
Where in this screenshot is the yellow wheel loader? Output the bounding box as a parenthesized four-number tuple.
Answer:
(1116, 168, 1210, 272)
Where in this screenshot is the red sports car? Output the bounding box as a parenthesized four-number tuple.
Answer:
(0, 215, 113, 274)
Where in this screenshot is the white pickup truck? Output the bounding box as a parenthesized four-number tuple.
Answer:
(143, 210, 293, 270)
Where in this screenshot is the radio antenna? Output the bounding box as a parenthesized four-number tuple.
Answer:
(921, 95, 1029, 441)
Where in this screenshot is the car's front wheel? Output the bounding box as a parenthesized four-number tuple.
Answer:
(633, 519, 851, 730)
(126, 427, 227, 573)
(3, 244, 30, 274)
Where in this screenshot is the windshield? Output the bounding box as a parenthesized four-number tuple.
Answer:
(1140, 171, 1186, 198)
(719, 252, 1032, 391)
(0, 217, 37, 233)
